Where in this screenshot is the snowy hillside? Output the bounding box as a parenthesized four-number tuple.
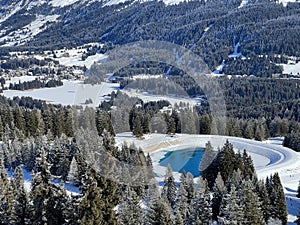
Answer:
(0, 14, 60, 47)
(49, 0, 80, 7)
(104, 0, 299, 6)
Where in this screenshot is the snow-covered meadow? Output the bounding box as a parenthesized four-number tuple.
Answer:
(49, 47, 108, 69)
(2, 80, 202, 108)
(281, 62, 300, 76)
(2, 80, 119, 107)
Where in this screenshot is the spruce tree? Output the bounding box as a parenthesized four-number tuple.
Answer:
(95, 110, 115, 137)
(13, 166, 28, 225)
(133, 116, 143, 138)
(202, 140, 235, 188)
(233, 151, 243, 173)
(63, 108, 74, 137)
(166, 115, 176, 135)
(53, 182, 71, 225)
(231, 169, 243, 188)
(242, 180, 265, 225)
(219, 185, 244, 225)
(221, 140, 236, 183)
(212, 172, 225, 221)
(145, 153, 155, 180)
(255, 180, 271, 223)
(0, 163, 17, 225)
(145, 179, 172, 225)
(0, 162, 12, 223)
(13, 105, 25, 135)
(78, 170, 105, 225)
(199, 114, 211, 134)
(179, 170, 187, 187)
(199, 141, 215, 172)
(267, 173, 288, 225)
(242, 150, 255, 179)
(102, 129, 118, 158)
(143, 113, 151, 134)
(190, 176, 211, 225)
(28, 150, 69, 225)
(117, 186, 143, 225)
(4, 180, 18, 225)
(48, 135, 70, 180)
(175, 182, 188, 223)
(147, 197, 173, 225)
(161, 165, 177, 209)
(185, 172, 195, 203)
(0, 116, 3, 139)
(67, 156, 80, 185)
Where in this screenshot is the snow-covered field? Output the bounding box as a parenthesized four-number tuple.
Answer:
(8, 76, 38, 83)
(123, 89, 199, 108)
(280, 0, 299, 6)
(281, 62, 300, 76)
(3, 75, 39, 88)
(52, 49, 107, 69)
(2, 80, 119, 107)
(115, 133, 300, 224)
(2, 80, 200, 108)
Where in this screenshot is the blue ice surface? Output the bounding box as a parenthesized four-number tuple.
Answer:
(159, 147, 204, 177)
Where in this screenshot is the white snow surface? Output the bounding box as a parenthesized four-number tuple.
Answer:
(213, 60, 225, 75)
(1, 79, 199, 108)
(280, 62, 300, 75)
(104, 0, 129, 6)
(228, 42, 242, 58)
(238, 0, 249, 8)
(50, 0, 80, 7)
(57, 52, 107, 69)
(45, 47, 107, 69)
(115, 133, 300, 224)
(2, 80, 119, 107)
(123, 89, 199, 108)
(3, 75, 38, 88)
(279, 0, 299, 6)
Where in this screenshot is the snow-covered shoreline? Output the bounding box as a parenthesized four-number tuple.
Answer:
(116, 132, 300, 224)
(116, 133, 300, 183)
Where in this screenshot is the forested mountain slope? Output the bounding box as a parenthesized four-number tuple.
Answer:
(0, 0, 299, 75)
